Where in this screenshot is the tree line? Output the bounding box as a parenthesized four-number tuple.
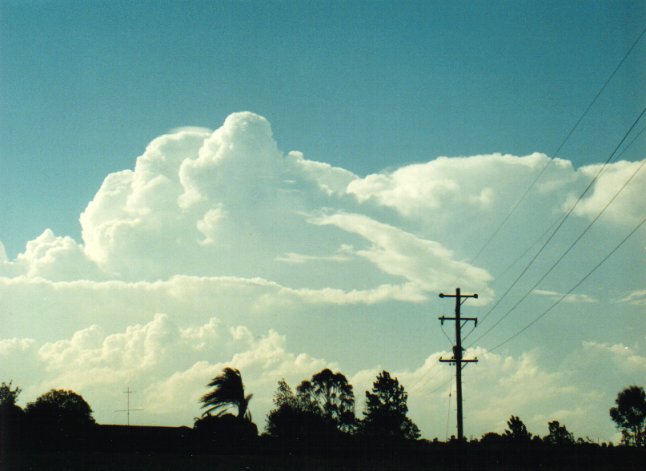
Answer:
(194, 368, 420, 447)
(1, 369, 645, 453)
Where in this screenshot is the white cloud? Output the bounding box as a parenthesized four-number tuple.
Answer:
(0, 308, 639, 441)
(313, 212, 494, 302)
(570, 160, 646, 225)
(36, 314, 181, 389)
(618, 289, 646, 306)
(347, 153, 549, 216)
(0, 337, 35, 356)
(582, 340, 646, 375)
(349, 346, 608, 440)
(287, 151, 357, 196)
(1, 112, 644, 441)
(1, 313, 336, 426)
(289, 283, 427, 304)
(0, 229, 102, 280)
(275, 247, 352, 265)
(180, 317, 222, 351)
(196, 206, 227, 246)
(533, 289, 597, 304)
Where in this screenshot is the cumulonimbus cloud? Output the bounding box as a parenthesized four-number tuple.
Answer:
(1, 112, 643, 440)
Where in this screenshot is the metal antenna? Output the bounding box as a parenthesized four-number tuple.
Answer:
(115, 386, 143, 426)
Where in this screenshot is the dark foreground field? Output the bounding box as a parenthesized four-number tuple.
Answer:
(3, 423, 644, 470)
(6, 441, 645, 471)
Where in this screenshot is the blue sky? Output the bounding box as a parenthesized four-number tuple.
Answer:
(1, 1, 645, 441)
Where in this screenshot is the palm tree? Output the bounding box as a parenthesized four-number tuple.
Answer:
(200, 367, 253, 420)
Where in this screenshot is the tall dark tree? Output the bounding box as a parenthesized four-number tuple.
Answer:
(610, 385, 646, 447)
(296, 368, 356, 433)
(200, 367, 253, 420)
(504, 415, 532, 442)
(361, 370, 420, 440)
(543, 420, 575, 445)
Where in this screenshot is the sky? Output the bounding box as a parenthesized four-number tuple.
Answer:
(1, 0, 645, 442)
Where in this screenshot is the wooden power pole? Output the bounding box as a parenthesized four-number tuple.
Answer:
(439, 288, 479, 441)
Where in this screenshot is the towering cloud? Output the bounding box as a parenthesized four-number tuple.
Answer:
(1, 112, 643, 440)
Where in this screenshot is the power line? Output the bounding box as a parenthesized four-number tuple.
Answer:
(469, 150, 646, 347)
(445, 380, 453, 441)
(440, 322, 454, 347)
(470, 106, 646, 339)
(482, 122, 646, 292)
(491, 216, 562, 285)
(450, 25, 646, 287)
(486, 216, 646, 353)
(463, 123, 646, 345)
(409, 353, 451, 395)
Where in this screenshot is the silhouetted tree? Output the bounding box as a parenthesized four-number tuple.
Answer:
(610, 385, 646, 447)
(543, 420, 575, 446)
(296, 369, 356, 433)
(504, 415, 532, 442)
(274, 379, 299, 410)
(24, 389, 95, 448)
(1, 381, 25, 452)
(361, 370, 420, 441)
(0, 381, 21, 406)
(200, 367, 253, 420)
(196, 368, 257, 448)
(25, 389, 95, 426)
(265, 379, 336, 442)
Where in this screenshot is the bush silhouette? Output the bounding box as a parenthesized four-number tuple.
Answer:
(24, 389, 95, 449)
(193, 413, 258, 449)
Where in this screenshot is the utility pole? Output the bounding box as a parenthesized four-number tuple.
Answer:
(115, 387, 143, 426)
(439, 288, 478, 441)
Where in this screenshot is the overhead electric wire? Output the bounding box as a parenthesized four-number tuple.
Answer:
(468, 106, 646, 340)
(450, 25, 646, 288)
(421, 27, 645, 396)
(485, 123, 646, 288)
(465, 121, 646, 344)
(445, 380, 453, 440)
(440, 322, 454, 347)
(492, 216, 562, 284)
(485, 216, 646, 353)
(469, 151, 646, 347)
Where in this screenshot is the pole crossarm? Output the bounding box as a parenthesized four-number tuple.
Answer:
(439, 292, 478, 299)
(439, 358, 479, 364)
(439, 316, 478, 325)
